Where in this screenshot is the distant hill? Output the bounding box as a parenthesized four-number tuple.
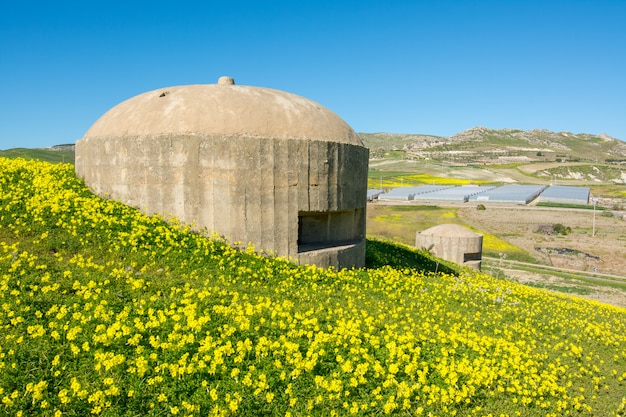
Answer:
(360, 127, 626, 164)
(0, 144, 75, 164)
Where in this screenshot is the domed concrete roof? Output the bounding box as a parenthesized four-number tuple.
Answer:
(418, 224, 481, 238)
(83, 76, 363, 146)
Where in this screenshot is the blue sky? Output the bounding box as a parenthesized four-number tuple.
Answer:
(1, 0, 625, 149)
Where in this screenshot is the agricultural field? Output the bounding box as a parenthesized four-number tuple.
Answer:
(368, 161, 509, 187)
(369, 157, 626, 195)
(2, 157, 626, 416)
(458, 206, 626, 274)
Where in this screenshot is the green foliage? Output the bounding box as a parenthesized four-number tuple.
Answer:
(365, 239, 458, 274)
(553, 223, 572, 235)
(537, 202, 605, 210)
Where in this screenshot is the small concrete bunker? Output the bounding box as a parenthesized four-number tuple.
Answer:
(415, 224, 483, 269)
(75, 77, 369, 268)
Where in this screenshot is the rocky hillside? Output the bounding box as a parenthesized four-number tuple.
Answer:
(360, 127, 626, 164)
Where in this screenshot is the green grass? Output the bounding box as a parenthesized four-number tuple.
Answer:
(365, 239, 458, 274)
(536, 202, 604, 210)
(523, 282, 593, 295)
(0, 147, 75, 164)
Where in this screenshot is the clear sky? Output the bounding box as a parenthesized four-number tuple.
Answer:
(1, 0, 625, 149)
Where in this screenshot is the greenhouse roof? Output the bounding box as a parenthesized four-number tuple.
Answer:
(379, 185, 451, 200)
(538, 185, 590, 204)
(468, 184, 547, 204)
(412, 185, 497, 202)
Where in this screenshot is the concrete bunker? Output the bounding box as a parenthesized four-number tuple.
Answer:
(75, 77, 369, 269)
(415, 224, 483, 270)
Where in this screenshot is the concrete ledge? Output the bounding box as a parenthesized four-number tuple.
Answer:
(297, 240, 366, 269)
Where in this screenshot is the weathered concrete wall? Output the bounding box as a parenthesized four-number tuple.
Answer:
(76, 134, 368, 268)
(415, 228, 483, 270)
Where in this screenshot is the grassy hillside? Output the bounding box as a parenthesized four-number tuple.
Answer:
(0, 146, 75, 164)
(360, 127, 626, 167)
(362, 131, 626, 193)
(1, 157, 625, 416)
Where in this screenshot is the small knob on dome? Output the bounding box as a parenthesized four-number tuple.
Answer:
(218, 76, 235, 85)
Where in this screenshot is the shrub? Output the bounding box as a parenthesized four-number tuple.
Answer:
(553, 223, 571, 235)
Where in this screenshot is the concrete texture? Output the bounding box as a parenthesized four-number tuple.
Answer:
(76, 78, 368, 269)
(415, 224, 483, 270)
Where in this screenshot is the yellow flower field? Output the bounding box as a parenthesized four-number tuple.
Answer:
(367, 173, 489, 190)
(1, 157, 625, 416)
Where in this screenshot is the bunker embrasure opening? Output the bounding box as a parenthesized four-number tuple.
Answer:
(298, 209, 364, 252)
